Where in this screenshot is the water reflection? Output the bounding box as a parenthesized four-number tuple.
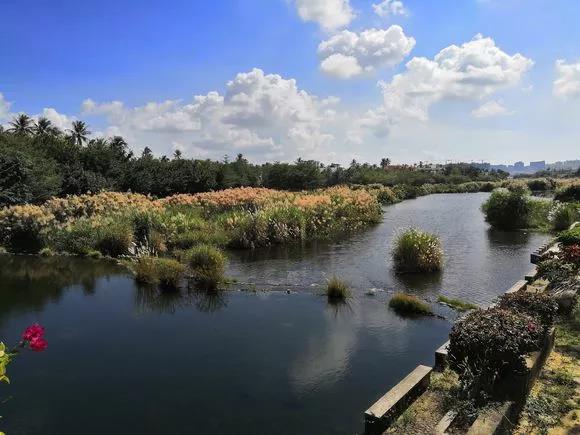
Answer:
(134, 283, 229, 315)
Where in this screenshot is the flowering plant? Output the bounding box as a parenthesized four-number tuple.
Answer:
(1, 323, 47, 384)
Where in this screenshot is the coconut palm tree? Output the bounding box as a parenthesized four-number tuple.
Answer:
(68, 120, 91, 146)
(7, 114, 33, 136)
(33, 117, 54, 136)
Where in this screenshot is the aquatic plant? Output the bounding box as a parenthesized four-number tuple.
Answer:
(481, 188, 532, 230)
(187, 244, 227, 285)
(133, 257, 186, 289)
(388, 293, 432, 316)
(325, 276, 351, 301)
(548, 202, 577, 231)
(393, 228, 443, 273)
(437, 295, 478, 312)
(94, 221, 134, 257)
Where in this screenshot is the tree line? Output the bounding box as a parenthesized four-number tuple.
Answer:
(0, 114, 508, 206)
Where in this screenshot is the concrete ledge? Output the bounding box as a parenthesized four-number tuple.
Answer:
(434, 341, 450, 372)
(434, 410, 457, 434)
(505, 280, 527, 294)
(466, 401, 517, 435)
(524, 266, 538, 282)
(364, 365, 432, 435)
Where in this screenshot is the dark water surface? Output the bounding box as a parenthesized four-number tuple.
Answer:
(0, 193, 549, 434)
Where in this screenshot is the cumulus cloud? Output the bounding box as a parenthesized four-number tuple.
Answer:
(373, 0, 408, 17)
(0, 93, 11, 121)
(293, 0, 354, 32)
(379, 34, 533, 121)
(82, 68, 341, 160)
(471, 100, 512, 118)
(318, 26, 415, 79)
(553, 60, 580, 98)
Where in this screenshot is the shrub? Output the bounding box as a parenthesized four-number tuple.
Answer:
(39, 247, 55, 257)
(95, 222, 134, 257)
(187, 244, 227, 285)
(481, 188, 532, 230)
(133, 257, 185, 289)
(53, 220, 98, 256)
(449, 307, 543, 397)
(389, 293, 432, 316)
(325, 276, 351, 301)
(393, 228, 443, 273)
(558, 226, 580, 246)
(554, 183, 580, 202)
(526, 178, 555, 192)
(498, 291, 558, 330)
(548, 203, 577, 231)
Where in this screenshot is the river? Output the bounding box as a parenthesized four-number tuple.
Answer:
(0, 193, 550, 434)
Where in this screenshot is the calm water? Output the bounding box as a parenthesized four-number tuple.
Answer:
(0, 193, 549, 435)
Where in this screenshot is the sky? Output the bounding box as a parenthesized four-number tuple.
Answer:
(1, 0, 579, 165)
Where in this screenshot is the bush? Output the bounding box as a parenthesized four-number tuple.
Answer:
(558, 226, 580, 246)
(526, 178, 555, 192)
(133, 257, 186, 289)
(187, 244, 227, 285)
(498, 291, 558, 331)
(53, 220, 98, 256)
(549, 203, 577, 231)
(325, 276, 351, 301)
(554, 183, 580, 202)
(389, 293, 432, 316)
(393, 228, 443, 272)
(481, 188, 532, 230)
(39, 247, 55, 257)
(95, 222, 134, 257)
(449, 307, 543, 397)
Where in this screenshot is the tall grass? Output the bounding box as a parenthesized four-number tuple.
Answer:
(325, 276, 351, 301)
(393, 228, 443, 273)
(187, 244, 227, 286)
(133, 257, 186, 289)
(389, 293, 432, 316)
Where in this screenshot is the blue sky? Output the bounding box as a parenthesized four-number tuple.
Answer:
(1, 0, 579, 164)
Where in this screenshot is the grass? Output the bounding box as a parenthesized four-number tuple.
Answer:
(393, 228, 443, 273)
(437, 295, 478, 312)
(187, 244, 227, 286)
(389, 293, 433, 316)
(325, 276, 351, 301)
(133, 257, 186, 289)
(39, 247, 55, 257)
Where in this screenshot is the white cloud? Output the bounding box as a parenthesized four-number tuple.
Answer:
(318, 26, 415, 79)
(373, 0, 408, 17)
(293, 0, 354, 32)
(82, 68, 341, 160)
(471, 100, 512, 118)
(37, 108, 75, 130)
(0, 93, 11, 121)
(554, 60, 580, 98)
(379, 34, 533, 121)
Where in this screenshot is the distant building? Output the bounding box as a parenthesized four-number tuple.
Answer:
(530, 160, 546, 171)
(514, 161, 525, 170)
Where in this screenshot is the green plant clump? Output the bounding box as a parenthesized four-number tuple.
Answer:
(187, 244, 227, 285)
(325, 276, 351, 301)
(497, 291, 558, 331)
(549, 203, 578, 231)
(389, 293, 432, 316)
(437, 295, 478, 312)
(133, 257, 186, 289)
(558, 226, 580, 246)
(554, 183, 580, 202)
(481, 187, 532, 230)
(393, 228, 443, 273)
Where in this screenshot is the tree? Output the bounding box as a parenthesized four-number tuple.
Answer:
(68, 120, 91, 146)
(33, 117, 61, 137)
(380, 158, 391, 169)
(173, 149, 183, 160)
(7, 114, 34, 136)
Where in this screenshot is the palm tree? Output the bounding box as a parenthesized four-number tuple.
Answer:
(68, 120, 91, 146)
(33, 117, 53, 136)
(173, 149, 183, 160)
(7, 114, 33, 136)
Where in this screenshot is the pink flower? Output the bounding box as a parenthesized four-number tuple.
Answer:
(29, 336, 48, 352)
(22, 323, 45, 342)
